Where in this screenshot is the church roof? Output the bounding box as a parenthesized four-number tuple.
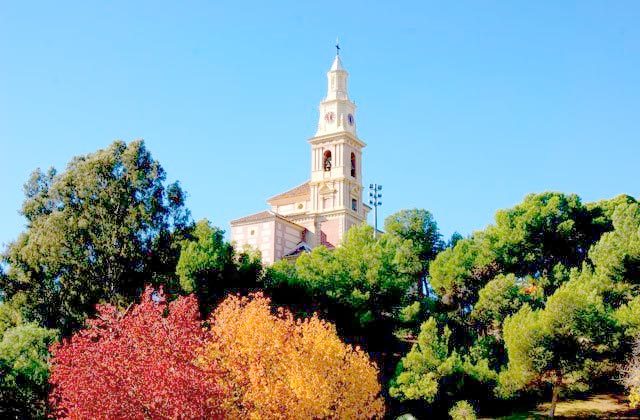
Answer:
(267, 181, 310, 203)
(230, 210, 273, 224)
(230, 210, 307, 231)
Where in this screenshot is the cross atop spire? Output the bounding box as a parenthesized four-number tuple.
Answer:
(330, 38, 345, 71)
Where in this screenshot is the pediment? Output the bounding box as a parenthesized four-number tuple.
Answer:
(319, 182, 336, 195)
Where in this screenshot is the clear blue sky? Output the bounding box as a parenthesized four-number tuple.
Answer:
(1, 1, 639, 248)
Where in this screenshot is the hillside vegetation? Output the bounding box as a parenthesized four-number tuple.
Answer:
(2, 140, 639, 418)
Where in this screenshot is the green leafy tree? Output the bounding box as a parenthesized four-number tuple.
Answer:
(390, 318, 451, 403)
(0, 294, 27, 334)
(613, 296, 640, 338)
(498, 271, 621, 417)
(471, 274, 541, 336)
(447, 232, 464, 249)
(587, 194, 637, 224)
(430, 192, 610, 314)
(465, 274, 543, 372)
(587, 201, 640, 336)
(176, 219, 262, 311)
(288, 224, 421, 329)
(0, 296, 57, 418)
(399, 301, 422, 324)
(390, 317, 497, 405)
(429, 192, 615, 345)
(410, 192, 637, 414)
(1, 140, 190, 333)
(384, 209, 443, 296)
(485, 192, 607, 283)
(429, 237, 496, 313)
(588, 201, 640, 284)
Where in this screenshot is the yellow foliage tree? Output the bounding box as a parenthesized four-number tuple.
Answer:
(199, 293, 385, 419)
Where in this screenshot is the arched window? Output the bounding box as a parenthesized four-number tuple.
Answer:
(323, 150, 332, 171)
(351, 152, 356, 178)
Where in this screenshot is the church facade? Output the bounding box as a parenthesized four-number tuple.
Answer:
(230, 53, 370, 264)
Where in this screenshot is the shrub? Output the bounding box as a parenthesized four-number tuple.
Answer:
(449, 400, 477, 420)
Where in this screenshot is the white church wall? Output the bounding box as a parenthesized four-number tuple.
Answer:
(231, 220, 275, 264)
(273, 219, 305, 261)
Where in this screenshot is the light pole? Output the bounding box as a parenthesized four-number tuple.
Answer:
(369, 184, 382, 238)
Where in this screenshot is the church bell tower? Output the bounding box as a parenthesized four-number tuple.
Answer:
(308, 50, 368, 245)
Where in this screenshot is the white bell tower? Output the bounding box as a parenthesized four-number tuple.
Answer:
(308, 49, 367, 245)
(314, 55, 358, 138)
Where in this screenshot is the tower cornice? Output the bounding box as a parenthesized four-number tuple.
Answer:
(319, 98, 358, 107)
(308, 131, 366, 148)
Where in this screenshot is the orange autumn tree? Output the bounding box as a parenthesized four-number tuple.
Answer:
(200, 293, 385, 419)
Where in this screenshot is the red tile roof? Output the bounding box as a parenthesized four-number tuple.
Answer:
(267, 181, 310, 203)
(230, 210, 307, 231)
(230, 210, 273, 224)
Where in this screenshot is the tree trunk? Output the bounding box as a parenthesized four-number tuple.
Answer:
(548, 376, 562, 418)
(420, 276, 429, 298)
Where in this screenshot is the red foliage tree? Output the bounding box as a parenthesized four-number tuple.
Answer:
(49, 287, 222, 419)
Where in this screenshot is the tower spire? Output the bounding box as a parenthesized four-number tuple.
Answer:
(335, 37, 340, 56)
(315, 49, 356, 136)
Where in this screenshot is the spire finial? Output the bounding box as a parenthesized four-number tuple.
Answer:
(335, 37, 340, 56)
